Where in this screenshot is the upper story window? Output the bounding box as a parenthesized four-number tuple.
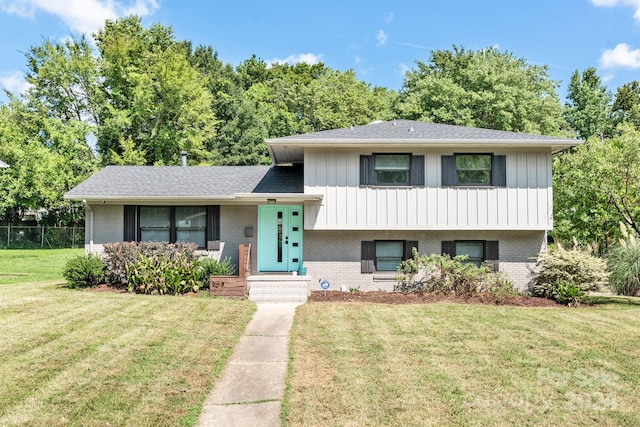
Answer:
(442, 154, 506, 187)
(360, 154, 425, 186)
(456, 154, 492, 185)
(375, 154, 410, 185)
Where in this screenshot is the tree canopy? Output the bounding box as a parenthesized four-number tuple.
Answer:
(3, 17, 640, 246)
(393, 46, 566, 135)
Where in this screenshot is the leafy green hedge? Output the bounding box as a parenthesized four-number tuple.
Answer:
(102, 242, 236, 295)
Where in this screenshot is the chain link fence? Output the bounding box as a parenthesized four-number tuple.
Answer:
(0, 225, 84, 249)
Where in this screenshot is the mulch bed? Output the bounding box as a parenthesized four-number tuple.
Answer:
(308, 290, 559, 307)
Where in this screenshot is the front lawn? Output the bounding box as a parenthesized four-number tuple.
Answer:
(0, 281, 255, 426)
(0, 248, 83, 284)
(285, 300, 640, 426)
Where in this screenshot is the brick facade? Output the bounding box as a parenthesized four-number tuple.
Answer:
(302, 230, 545, 292)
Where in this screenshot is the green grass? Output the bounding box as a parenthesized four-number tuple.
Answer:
(0, 281, 255, 426)
(284, 301, 640, 426)
(0, 248, 83, 284)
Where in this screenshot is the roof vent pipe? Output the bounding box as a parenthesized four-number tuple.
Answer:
(181, 151, 188, 167)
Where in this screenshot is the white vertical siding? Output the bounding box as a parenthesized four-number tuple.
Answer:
(304, 149, 553, 230)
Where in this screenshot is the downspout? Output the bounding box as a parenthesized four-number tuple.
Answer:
(83, 200, 94, 253)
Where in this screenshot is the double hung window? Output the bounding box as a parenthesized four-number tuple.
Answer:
(455, 154, 492, 185)
(360, 154, 425, 186)
(361, 240, 418, 273)
(126, 205, 217, 249)
(441, 154, 506, 187)
(374, 154, 411, 185)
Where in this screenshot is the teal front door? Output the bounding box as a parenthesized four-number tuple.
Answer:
(257, 205, 303, 272)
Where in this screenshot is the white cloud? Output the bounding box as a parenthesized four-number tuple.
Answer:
(384, 12, 394, 24)
(601, 73, 615, 82)
(267, 53, 323, 67)
(599, 43, 640, 68)
(395, 41, 432, 50)
(0, 0, 159, 34)
(591, 0, 640, 20)
(397, 63, 410, 76)
(0, 70, 31, 95)
(376, 30, 388, 46)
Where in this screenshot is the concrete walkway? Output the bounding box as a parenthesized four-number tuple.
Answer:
(198, 303, 300, 427)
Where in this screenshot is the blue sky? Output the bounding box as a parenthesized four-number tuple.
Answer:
(0, 0, 639, 102)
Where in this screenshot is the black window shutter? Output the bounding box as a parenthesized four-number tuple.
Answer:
(360, 155, 374, 185)
(441, 240, 455, 257)
(207, 205, 220, 241)
(486, 241, 499, 260)
(441, 155, 456, 186)
(123, 205, 137, 242)
(405, 240, 419, 260)
(492, 155, 506, 187)
(410, 155, 425, 186)
(361, 241, 375, 274)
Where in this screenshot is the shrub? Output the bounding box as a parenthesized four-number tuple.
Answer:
(62, 254, 106, 288)
(199, 257, 235, 277)
(395, 252, 514, 296)
(532, 243, 608, 305)
(103, 241, 198, 287)
(533, 244, 609, 306)
(126, 251, 202, 295)
(608, 223, 640, 296)
(554, 281, 587, 307)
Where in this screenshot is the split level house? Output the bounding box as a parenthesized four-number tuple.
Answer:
(65, 120, 580, 300)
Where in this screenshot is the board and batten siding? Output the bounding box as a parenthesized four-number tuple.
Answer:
(304, 149, 552, 230)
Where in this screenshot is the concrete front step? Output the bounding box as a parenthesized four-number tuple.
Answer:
(247, 275, 311, 303)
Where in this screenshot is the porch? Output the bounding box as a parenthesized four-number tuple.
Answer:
(209, 243, 310, 303)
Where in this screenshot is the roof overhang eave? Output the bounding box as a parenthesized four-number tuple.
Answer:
(64, 195, 238, 203)
(233, 193, 323, 203)
(267, 138, 582, 147)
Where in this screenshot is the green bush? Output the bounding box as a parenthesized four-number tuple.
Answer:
(554, 281, 587, 307)
(608, 223, 640, 296)
(199, 257, 235, 277)
(103, 241, 198, 287)
(532, 243, 608, 305)
(62, 254, 106, 288)
(395, 252, 516, 296)
(126, 252, 202, 295)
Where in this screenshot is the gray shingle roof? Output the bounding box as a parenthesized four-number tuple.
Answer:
(270, 119, 578, 142)
(65, 165, 303, 200)
(266, 119, 581, 164)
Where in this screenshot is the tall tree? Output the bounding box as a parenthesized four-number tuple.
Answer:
(24, 36, 101, 125)
(553, 123, 640, 249)
(95, 16, 217, 165)
(564, 67, 612, 141)
(188, 45, 269, 165)
(394, 46, 566, 135)
(245, 61, 393, 137)
(0, 100, 96, 224)
(612, 80, 640, 129)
